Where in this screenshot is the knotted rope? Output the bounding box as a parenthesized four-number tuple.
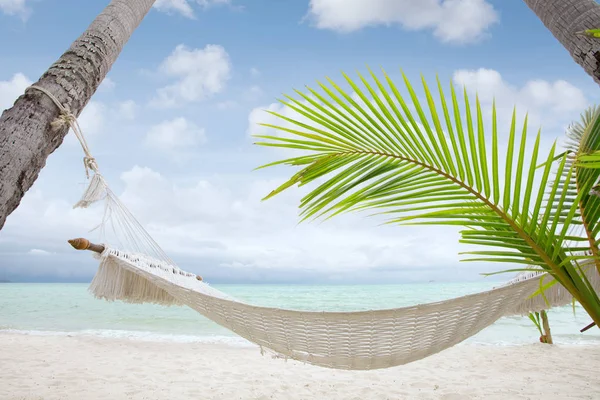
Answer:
(26, 85, 178, 266)
(26, 85, 99, 178)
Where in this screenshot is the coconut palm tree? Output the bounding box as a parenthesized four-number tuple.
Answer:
(255, 70, 600, 327)
(0, 0, 156, 229)
(523, 0, 600, 85)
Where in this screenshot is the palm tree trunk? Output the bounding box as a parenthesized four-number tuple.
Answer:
(0, 0, 155, 229)
(523, 0, 600, 85)
(540, 310, 553, 344)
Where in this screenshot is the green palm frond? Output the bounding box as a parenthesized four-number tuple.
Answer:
(578, 151, 600, 168)
(254, 69, 600, 325)
(557, 106, 600, 278)
(543, 108, 598, 229)
(528, 312, 544, 336)
(576, 28, 600, 39)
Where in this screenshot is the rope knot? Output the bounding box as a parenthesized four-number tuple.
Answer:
(50, 112, 77, 131)
(84, 156, 99, 178)
(27, 85, 99, 179)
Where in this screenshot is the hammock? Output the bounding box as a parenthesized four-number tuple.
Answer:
(72, 172, 599, 370)
(31, 85, 598, 370)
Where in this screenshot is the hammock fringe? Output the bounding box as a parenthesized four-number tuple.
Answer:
(90, 253, 182, 306)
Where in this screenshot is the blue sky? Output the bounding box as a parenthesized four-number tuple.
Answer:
(1, 0, 599, 283)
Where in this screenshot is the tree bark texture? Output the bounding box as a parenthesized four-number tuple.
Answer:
(0, 0, 156, 229)
(524, 0, 600, 85)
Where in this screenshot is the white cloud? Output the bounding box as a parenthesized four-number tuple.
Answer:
(75, 101, 106, 137)
(114, 166, 466, 277)
(0, 0, 31, 19)
(250, 67, 260, 78)
(145, 117, 207, 152)
(62, 101, 106, 147)
(0, 161, 504, 283)
(0, 73, 31, 111)
(153, 0, 231, 19)
(521, 80, 587, 113)
(151, 44, 231, 107)
(307, 0, 498, 44)
(0, 162, 476, 283)
(98, 77, 116, 92)
(117, 100, 137, 120)
(0, 189, 103, 250)
(154, 0, 195, 18)
(197, 0, 230, 7)
(69, 100, 136, 145)
(453, 68, 588, 131)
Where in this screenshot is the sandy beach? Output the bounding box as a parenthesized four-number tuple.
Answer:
(1, 332, 598, 399)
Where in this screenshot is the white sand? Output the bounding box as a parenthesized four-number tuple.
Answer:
(1, 332, 598, 400)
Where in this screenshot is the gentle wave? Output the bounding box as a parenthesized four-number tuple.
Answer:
(0, 328, 255, 346)
(466, 336, 600, 346)
(2, 283, 600, 347)
(3, 328, 600, 349)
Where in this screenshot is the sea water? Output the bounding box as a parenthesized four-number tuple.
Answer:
(1, 283, 599, 346)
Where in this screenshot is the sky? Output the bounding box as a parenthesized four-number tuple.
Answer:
(0, 0, 599, 283)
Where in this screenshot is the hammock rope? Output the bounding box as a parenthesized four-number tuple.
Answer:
(33, 85, 599, 370)
(27, 86, 99, 178)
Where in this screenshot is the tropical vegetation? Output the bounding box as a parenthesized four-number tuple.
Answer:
(529, 310, 553, 343)
(255, 70, 600, 328)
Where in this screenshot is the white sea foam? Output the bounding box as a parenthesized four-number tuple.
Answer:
(0, 328, 255, 347)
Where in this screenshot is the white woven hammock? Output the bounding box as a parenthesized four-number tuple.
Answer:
(33, 84, 596, 370)
(76, 174, 599, 370)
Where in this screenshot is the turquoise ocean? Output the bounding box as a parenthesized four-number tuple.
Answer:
(2, 282, 599, 346)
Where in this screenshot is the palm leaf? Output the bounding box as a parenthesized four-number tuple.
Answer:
(254, 70, 600, 325)
(529, 312, 544, 337)
(554, 106, 600, 295)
